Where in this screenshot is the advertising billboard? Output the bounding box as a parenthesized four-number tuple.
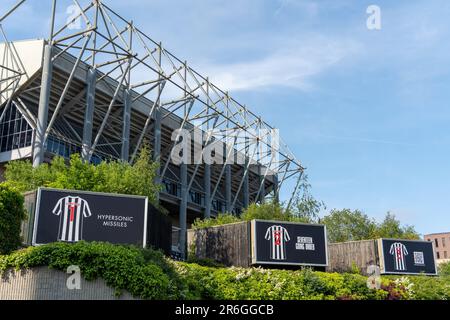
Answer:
(378, 238, 437, 275)
(32, 188, 148, 247)
(251, 220, 328, 267)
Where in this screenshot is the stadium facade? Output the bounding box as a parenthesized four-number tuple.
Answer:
(0, 0, 304, 258)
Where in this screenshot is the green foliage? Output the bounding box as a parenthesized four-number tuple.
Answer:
(405, 275, 450, 300)
(438, 262, 450, 276)
(0, 185, 27, 254)
(0, 242, 187, 299)
(242, 201, 300, 222)
(289, 174, 326, 223)
(2, 143, 161, 208)
(186, 256, 225, 268)
(320, 209, 378, 243)
(375, 212, 420, 240)
(192, 213, 241, 229)
(1, 242, 448, 300)
(350, 262, 361, 275)
(320, 209, 420, 243)
(192, 201, 311, 229)
(176, 264, 388, 300)
(2, 161, 56, 192)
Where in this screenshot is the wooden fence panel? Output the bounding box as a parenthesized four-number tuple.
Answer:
(326, 240, 379, 275)
(187, 221, 251, 267)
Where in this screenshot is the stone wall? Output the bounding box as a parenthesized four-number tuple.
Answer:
(0, 267, 137, 300)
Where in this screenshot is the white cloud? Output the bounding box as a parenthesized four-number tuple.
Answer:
(202, 37, 360, 92)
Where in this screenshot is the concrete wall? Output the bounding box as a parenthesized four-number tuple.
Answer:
(0, 267, 137, 300)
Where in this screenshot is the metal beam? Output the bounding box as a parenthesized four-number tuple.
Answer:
(153, 43, 162, 205)
(82, 67, 96, 161)
(225, 162, 231, 212)
(121, 22, 133, 162)
(32, 44, 53, 167)
(204, 163, 211, 218)
(179, 160, 187, 260)
(273, 174, 279, 203)
(121, 86, 131, 161)
(0, 0, 26, 23)
(243, 137, 250, 208)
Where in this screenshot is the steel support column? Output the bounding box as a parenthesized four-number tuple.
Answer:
(258, 164, 265, 203)
(121, 22, 132, 162)
(121, 87, 131, 161)
(243, 137, 249, 208)
(273, 174, 279, 203)
(179, 61, 188, 260)
(32, 44, 53, 167)
(153, 43, 163, 203)
(225, 102, 232, 213)
(204, 79, 211, 218)
(204, 163, 211, 218)
(225, 163, 232, 213)
(82, 67, 96, 161)
(179, 162, 188, 260)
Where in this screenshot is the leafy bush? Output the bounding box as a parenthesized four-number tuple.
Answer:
(242, 201, 304, 222)
(405, 275, 450, 300)
(192, 201, 308, 229)
(0, 242, 186, 299)
(175, 264, 389, 300)
(186, 256, 225, 268)
(0, 185, 26, 254)
(192, 213, 241, 229)
(438, 262, 450, 276)
(3, 143, 162, 208)
(1, 242, 447, 300)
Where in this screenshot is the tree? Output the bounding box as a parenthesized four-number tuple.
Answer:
(289, 174, 326, 223)
(375, 212, 419, 240)
(321, 209, 420, 243)
(320, 209, 378, 243)
(2, 143, 161, 207)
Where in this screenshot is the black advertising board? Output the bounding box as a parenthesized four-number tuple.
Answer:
(251, 220, 328, 267)
(33, 188, 148, 247)
(379, 239, 437, 275)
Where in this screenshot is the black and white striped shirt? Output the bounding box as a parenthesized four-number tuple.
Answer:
(52, 196, 92, 242)
(265, 225, 290, 260)
(389, 242, 408, 271)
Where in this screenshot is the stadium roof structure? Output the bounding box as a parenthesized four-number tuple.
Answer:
(0, 0, 305, 257)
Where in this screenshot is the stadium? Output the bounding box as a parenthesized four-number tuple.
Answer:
(0, 0, 304, 257)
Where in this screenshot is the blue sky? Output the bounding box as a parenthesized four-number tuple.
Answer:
(2, 0, 450, 235)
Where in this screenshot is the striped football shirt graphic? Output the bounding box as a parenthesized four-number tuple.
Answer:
(389, 242, 409, 271)
(265, 225, 290, 260)
(52, 196, 92, 242)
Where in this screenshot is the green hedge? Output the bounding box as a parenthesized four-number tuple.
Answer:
(175, 263, 392, 300)
(0, 242, 189, 299)
(1, 242, 448, 300)
(438, 261, 450, 276)
(0, 185, 26, 254)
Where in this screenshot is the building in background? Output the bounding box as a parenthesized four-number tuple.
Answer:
(0, 1, 304, 259)
(424, 232, 450, 264)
